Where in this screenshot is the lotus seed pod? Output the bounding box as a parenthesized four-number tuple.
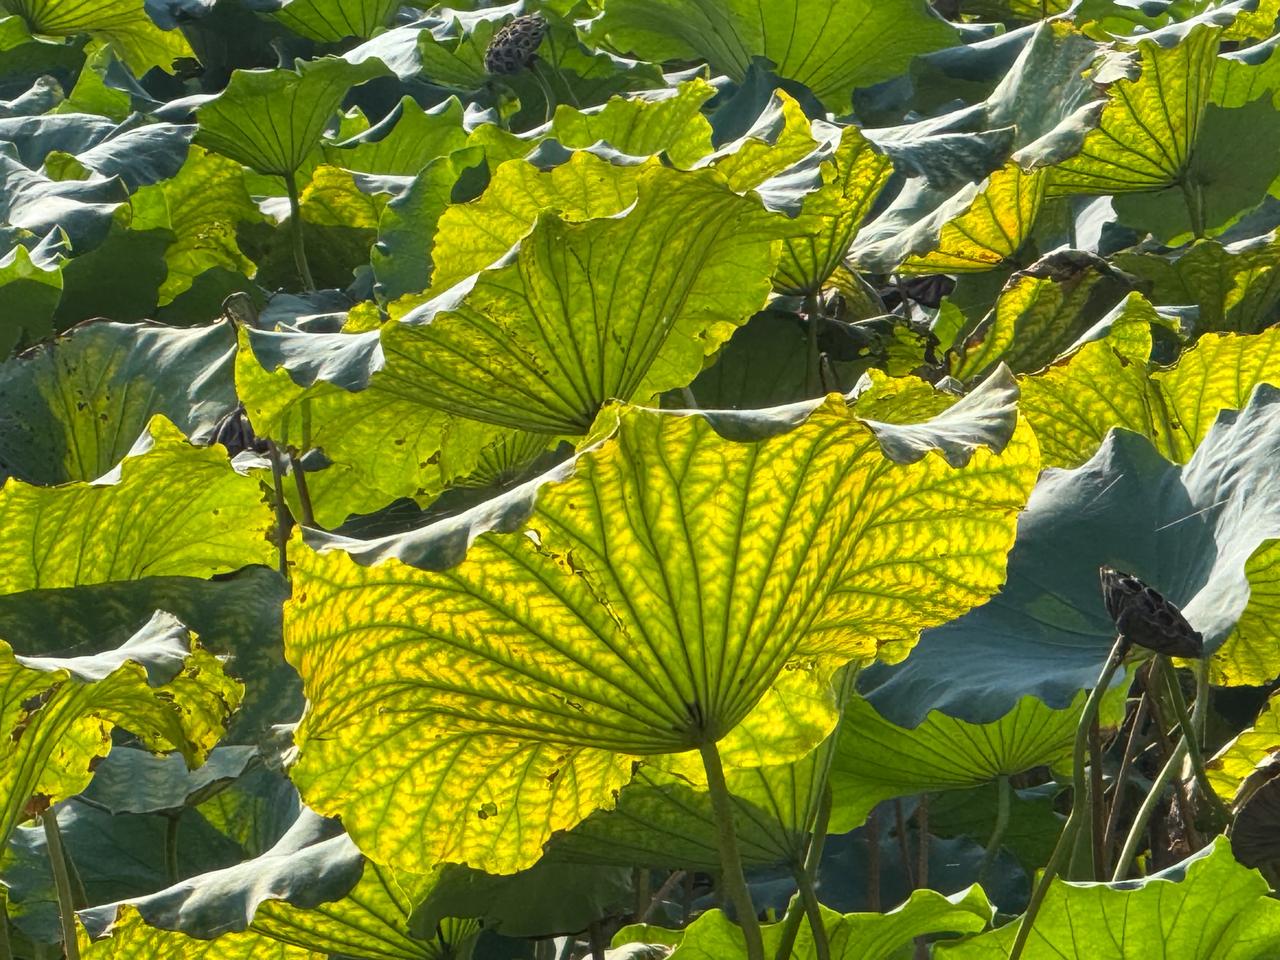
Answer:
(485, 14, 548, 76)
(1099, 566, 1204, 659)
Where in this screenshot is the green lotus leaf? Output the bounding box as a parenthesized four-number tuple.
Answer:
(0, 413, 272, 592)
(555, 738, 833, 871)
(2, 0, 193, 75)
(0, 566, 294, 743)
(615, 885, 993, 959)
(370, 145, 484, 300)
(80, 745, 257, 816)
(80, 908, 322, 960)
(550, 77, 717, 169)
(0, 238, 60, 355)
(592, 0, 958, 112)
(411, 8, 499, 91)
(271, 0, 399, 42)
(936, 837, 1280, 959)
(194, 57, 390, 177)
(1114, 232, 1280, 335)
(827, 685, 1127, 833)
(896, 165, 1048, 276)
(862, 380, 1280, 725)
(705, 89, 820, 193)
(1112, 98, 1280, 241)
(426, 150, 651, 294)
(962, 0, 1071, 17)
(285, 372, 1036, 874)
(81, 802, 489, 957)
(767, 124, 893, 295)
(1207, 690, 1280, 803)
(950, 255, 1147, 381)
(1046, 25, 1219, 196)
(324, 95, 469, 177)
(389, 165, 786, 433)
(0, 611, 242, 849)
(236, 324, 501, 527)
(1020, 307, 1280, 469)
(127, 147, 261, 307)
(929, 782, 1063, 872)
(1211, 31, 1280, 107)
(0, 150, 124, 252)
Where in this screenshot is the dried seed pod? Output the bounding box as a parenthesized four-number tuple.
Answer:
(1099, 566, 1204, 658)
(484, 14, 548, 76)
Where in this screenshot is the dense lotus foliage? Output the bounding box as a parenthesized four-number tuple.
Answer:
(4, 0, 1280, 958)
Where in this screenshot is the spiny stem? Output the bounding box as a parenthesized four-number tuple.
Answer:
(979, 776, 1011, 883)
(42, 809, 81, 960)
(700, 739, 765, 960)
(284, 171, 316, 293)
(1008, 634, 1128, 960)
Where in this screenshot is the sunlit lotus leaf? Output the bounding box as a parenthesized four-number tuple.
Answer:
(3, 0, 193, 74)
(285, 374, 1036, 874)
(0, 612, 241, 849)
(937, 838, 1280, 959)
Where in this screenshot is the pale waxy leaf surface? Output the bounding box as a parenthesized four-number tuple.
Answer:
(286, 376, 1037, 874)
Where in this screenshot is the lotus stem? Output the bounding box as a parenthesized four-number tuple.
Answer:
(895, 800, 914, 888)
(289, 451, 316, 528)
(0, 895, 12, 960)
(1102, 693, 1150, 858)
(700, 739, 765, 960)
(164, 814, 181, 885)
(1089, 716, 1107, 878)
(1008, 633, 1128, 960)
(867, 809, 882, 912)
(1179, 177, 1206, 239)
(42, 809, 80, 960)
(796, 869, 831, 960)
(916, 795, 929, 889)
(979, 776, 1011, 884)
(641, 871, 684, 924)
(284, 170, 316, 293)
(529, 61, 559, 125)
(266, 441, 291, 578)
(587, 920, 606, 960)
(1112, 737, 1186, 880)
(1158, 657, 1230, 825)
(804, 293, 823, 397)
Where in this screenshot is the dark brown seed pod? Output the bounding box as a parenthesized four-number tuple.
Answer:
(1099, 566, 1204, 658)
(1231, 763, 1280, 868)
(484, 14, 548, 76)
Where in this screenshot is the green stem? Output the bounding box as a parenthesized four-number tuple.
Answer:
(796, 869, 831, 960)
(979, 776, 1011, 883)
(700, 739, 765, 960)
(289, 452, 316, 528)
(773, 894, 805, 960)
(529, 61, 559, 125)
(164, 815, 181, 886)
(42, 809, 80, 960)
(866, 809, 882, 912)
(1102, 693, 1150, 858)
(284, 170, 316, 293)
(0, 894, 12, 960)
(1008, 634, 1128, 960)
(804, 293, 822, 397)
(588, 921, 606, 960)
(266, 441, 291, 578)
(1089, 716, 1106, 879)
(1158, 657, 1230, 825)
(1112, 738, 1186, 880)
